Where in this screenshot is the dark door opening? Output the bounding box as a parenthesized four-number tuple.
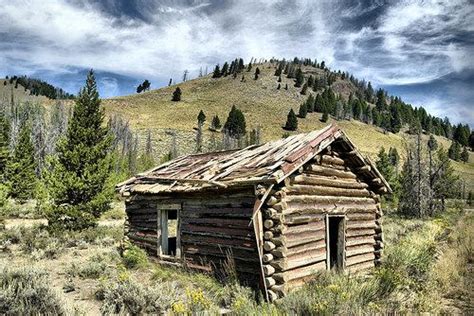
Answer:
(328, 216, 345, 270)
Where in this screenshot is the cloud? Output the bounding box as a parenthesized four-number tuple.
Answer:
(0, 0, 472, 125)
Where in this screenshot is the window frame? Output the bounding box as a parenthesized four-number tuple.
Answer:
(157, 203, 182, 259)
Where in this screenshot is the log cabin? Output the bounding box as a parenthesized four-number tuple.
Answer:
(116, 124, 391, 301)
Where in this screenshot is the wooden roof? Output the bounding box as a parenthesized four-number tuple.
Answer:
(117, 124, 391, 195)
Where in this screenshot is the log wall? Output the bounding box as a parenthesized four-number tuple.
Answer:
(260, 152, 384, 300)
(125, 188, 261, 287)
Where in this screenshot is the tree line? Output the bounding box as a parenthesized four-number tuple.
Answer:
(0, 71, 155, 230)
(278, 58, 472, 156)
(5, 75, 75, 100)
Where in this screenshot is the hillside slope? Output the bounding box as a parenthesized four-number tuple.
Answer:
(102, 63, 473, 190)
(0, 79, 49, 104)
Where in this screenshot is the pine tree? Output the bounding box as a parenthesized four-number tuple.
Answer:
(298, 102, 307, 118)
(294, 68, 304, 87)
(223, 105, 246, 139)
(448, 141, 461, 161)
(284, 109, 298, 131)
(321, 109, 329, 123)
(306, 95, 315, 113)
(375, 89, 387, 111)
(390, 105, 402, 133)
(172, 87, 182, 101)
(388, 147, 400, 168)
(212, 65, 221, 78)
(376, 147, 397, 194)
(221, 62, 229, 76)
(197, 110, 206, 126)
(211, 115, 221, 130)
(6, 121, 37, 203)
(300, 83, 308, 95)
(254, 67, 260, 80)
(46, 70, 113, 230)
(136, 84, 143, 93)
(461, 147, 469, 163)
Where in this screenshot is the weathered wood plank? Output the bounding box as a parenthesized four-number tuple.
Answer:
(285, 184, 371, 198)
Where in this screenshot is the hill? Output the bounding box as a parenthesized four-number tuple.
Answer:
(102, 62, 473, 192)
(0, 79, 50, 105)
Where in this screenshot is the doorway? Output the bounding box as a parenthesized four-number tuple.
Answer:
(326, 215, 345, 270)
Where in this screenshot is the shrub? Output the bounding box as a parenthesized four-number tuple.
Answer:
(122, 243, 148, 269)
(100, 278, 187, 315)
(0, 267, 66, 315)
(68, 260, 108, 279)
(46, 204, 98, 231)
(100, 278, 147, 315)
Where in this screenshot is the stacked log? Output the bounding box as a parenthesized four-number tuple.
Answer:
(179, 192, 260, 278)
(259, 153, 381, 298)
(125, 200, 158, 255)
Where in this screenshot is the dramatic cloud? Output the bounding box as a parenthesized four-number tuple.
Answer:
(0, 0, 472, 125)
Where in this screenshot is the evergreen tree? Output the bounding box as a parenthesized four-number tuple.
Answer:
(223, 105, 246, 139)
(390, 105, 402, 133)
(388, 147, 400, 168)
(254, 67, 260, 80)
(461, 147, 469, 163)
(172, 87, 182, 101)
(6, 121, 37, 203)
(211, 115, 221, 130)
(321, 109, 329, 123)
(46, 70, 113, 230)
(221, 62, 229, 76)
(247, 62, 252, 72)
(314, 94, 324, 112)
(448, 141, 461, 161)
(284, 109, 298, 131)
(294, 68, 304, 87)
(306, 95, 315, 113)
(376, 147, 398, 194)
(136, 84, 143, 93)
(197, 110, 206, 126)
(352, 100, 362, 120)
(300, 83, 308, 95)
(298, 102, 307, 118)
(375, 89, 387, 111)
(212, 65, 221, 78)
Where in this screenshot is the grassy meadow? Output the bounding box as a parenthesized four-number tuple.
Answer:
(1, 200, 472, 314)
(101, 64, 474, 191)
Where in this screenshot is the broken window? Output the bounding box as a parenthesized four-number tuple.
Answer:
(158, 205, 181, 258)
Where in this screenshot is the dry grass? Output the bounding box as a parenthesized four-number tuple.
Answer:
(101, 63, 474, 190)
(0, 79, 50, 104)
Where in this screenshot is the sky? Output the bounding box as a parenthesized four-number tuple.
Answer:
(0, 0, 473, 126)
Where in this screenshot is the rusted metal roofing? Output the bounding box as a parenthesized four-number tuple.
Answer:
(116, 124, 391, 195)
